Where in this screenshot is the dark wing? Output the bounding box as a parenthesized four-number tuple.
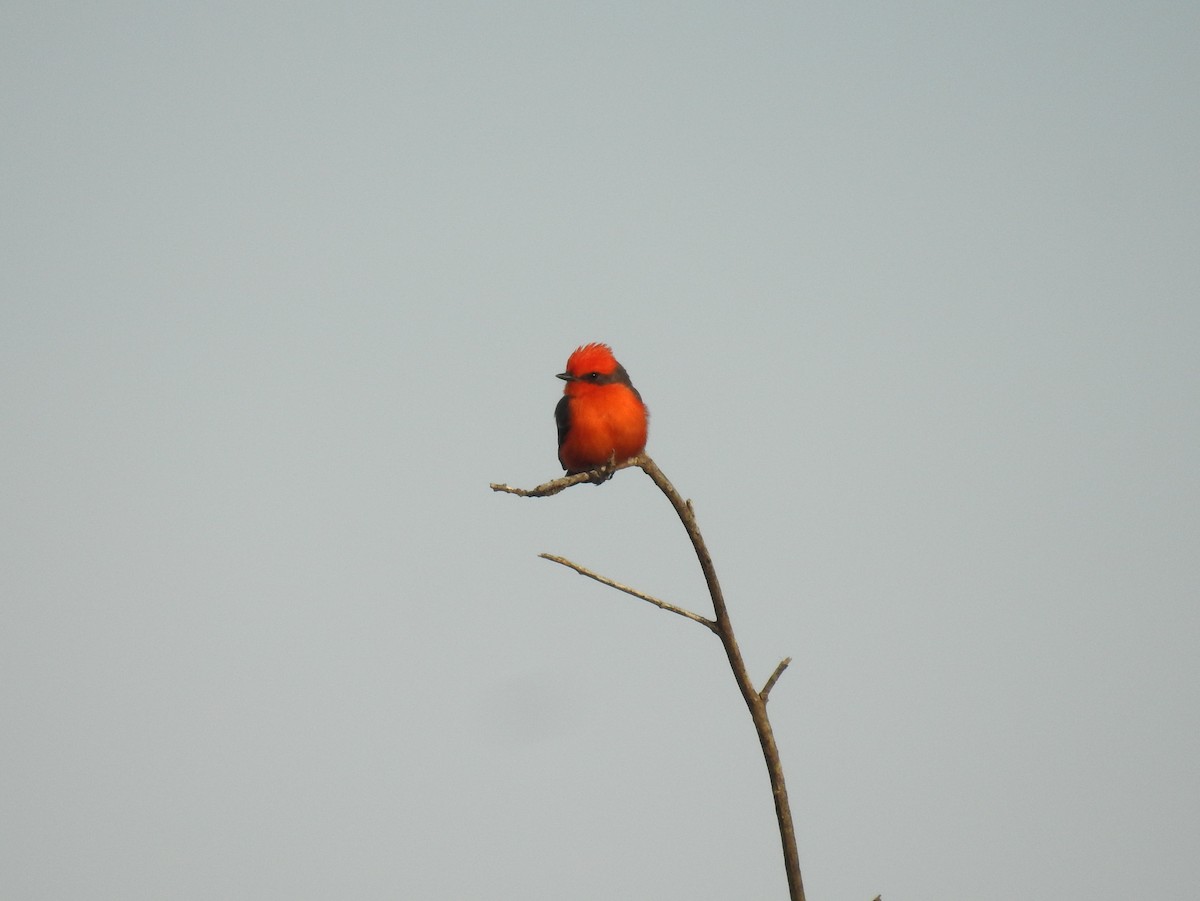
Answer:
(554, 395, 571, 456)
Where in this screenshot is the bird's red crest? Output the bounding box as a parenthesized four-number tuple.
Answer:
(565, 342, 618, 378)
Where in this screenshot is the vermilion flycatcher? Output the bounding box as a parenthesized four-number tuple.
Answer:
(555, 343, 649, 474)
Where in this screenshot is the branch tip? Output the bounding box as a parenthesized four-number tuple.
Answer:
(759, 656, 792, 703)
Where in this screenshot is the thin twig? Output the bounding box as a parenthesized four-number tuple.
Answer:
(759, 657, 792, 703)
(539, 553, 719, 633)
(490, 455, 645, 497)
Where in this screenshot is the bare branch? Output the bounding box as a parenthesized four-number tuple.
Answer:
(490, 455, 646, 497)
(634, 456, 805, 901)
(759, 657, 792, 703)
(539, 553, 719, 633)
(491, 453, 806, 900)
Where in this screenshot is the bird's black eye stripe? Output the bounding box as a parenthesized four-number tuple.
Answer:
(586, 372, 600, 380)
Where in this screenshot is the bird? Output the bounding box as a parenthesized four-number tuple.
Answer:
(555, 343, 649, 476)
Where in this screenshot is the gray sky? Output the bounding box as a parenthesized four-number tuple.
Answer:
(3, 3, 1197, 899)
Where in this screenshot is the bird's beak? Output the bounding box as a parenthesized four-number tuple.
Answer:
(556, 372, 573, 381)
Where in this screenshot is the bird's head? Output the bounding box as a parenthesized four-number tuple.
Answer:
(557, 343, 622, 386)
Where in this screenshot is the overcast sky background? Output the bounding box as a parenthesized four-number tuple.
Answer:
(3, 3, 1197, 900)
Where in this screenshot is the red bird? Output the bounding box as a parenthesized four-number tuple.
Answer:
(555, 343, 649, 475)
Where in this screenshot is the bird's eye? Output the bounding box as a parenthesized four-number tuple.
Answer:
(586, 372, 600, 381)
